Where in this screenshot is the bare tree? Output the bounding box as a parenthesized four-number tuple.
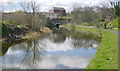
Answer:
(98, 2, 113, 19)
(20, 2, 46, 31)
(71, 6, 99, 24)
(20, 2, 31, 14)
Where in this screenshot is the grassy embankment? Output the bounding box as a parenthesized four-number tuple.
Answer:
(60, 24, 118, 69)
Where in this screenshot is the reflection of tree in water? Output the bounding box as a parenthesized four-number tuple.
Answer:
(69, 32, 100, 49)
(48, 29, 100, 49)
(72, 39, 99, 49)
(2, 40, 25, 56)
(21, 39, 45, 66)
(48, 28, 67, 43)
(48, 33, 66, 43)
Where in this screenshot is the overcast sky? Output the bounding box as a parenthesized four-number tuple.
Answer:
(1, 0, 111, 12)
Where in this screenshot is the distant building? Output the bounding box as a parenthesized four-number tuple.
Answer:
(49, 7, 66, 17)
(39, 7, 66, 19)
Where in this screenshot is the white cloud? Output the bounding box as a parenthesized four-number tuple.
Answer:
(38, 37, 74, 52)
(34, 55, 91, 69)
(2, 53, 91, 69)
(2, 0, 110, 12)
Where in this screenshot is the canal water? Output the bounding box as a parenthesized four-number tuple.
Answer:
(0, 28, 100, 69)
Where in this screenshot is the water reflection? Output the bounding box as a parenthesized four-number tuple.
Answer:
(1, 29, 100, 69)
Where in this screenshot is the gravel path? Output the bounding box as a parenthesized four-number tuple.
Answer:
(110, 31, 120, 47)
(110, 31, 118, 34)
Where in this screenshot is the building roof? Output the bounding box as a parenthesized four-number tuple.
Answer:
(52, 7, 65, 10)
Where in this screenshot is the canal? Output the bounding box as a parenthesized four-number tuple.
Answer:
(1, 28, 101, 69)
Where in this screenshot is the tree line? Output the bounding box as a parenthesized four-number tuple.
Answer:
(71, 0, 120, 28)
(2, 2, 50, 32)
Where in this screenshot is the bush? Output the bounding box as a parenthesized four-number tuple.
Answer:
(104, 22, 107, 29)
(98, 18, 105, 21)
(2, 22, 10, 37)
(107, 17, 119, 28)
(95, 23, 101, 28)
(40, 27, 52, 34)
(93, 18, 106, 28)
(2, 21, 9, 25)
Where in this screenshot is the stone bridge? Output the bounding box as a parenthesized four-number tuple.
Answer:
(46, 17, 71, 29)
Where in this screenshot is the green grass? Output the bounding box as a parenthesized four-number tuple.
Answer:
(107, 28, 118, 32)
(61, 24, 118, 69)
(60, 16, 71, 19)
(87, 31, 118, 69)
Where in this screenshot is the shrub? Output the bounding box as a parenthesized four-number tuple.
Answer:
(95, 23, 101, 28)
(98, 18, 105, 21)
(40, 27, 52, 34)
(93, 18, 106, 28)
(107, 17, 119, 28)
(2, 22, 10, 37)
(104, 22, 107, 29)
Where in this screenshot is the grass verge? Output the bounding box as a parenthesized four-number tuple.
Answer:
(86, 30, 118, 69)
